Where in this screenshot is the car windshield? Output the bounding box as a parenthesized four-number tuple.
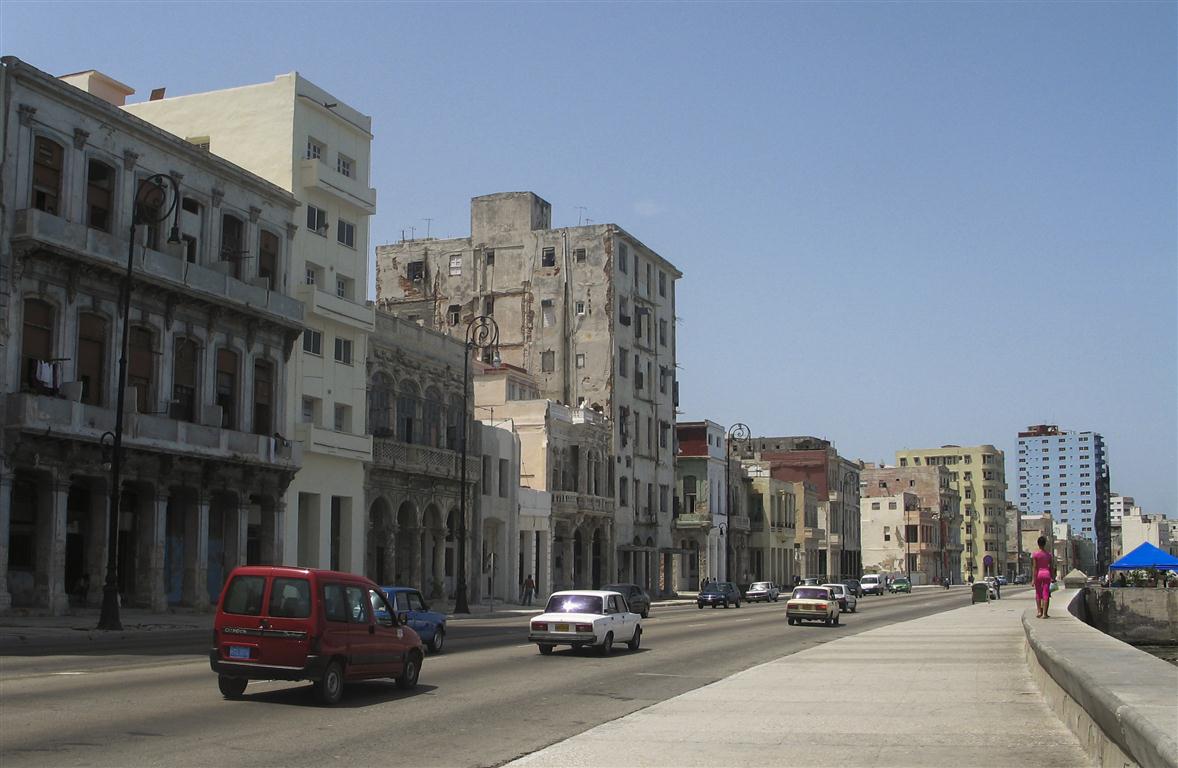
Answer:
(822, 584, 844, 594)
(792, 588, 828, 600)
(861, 576, 879, 584)
(751, 582, 770, 590)
(544, 594, 604, 614)
(895, 578, 910, 584)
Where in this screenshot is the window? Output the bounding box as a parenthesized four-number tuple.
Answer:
(172, 337, 199, 422)
(541, 350, 555, 372)
(307, 205, 327, 235)
(447, 304, 461, 326)
(482, 455, 493, 495)
(334, 337, 353, 365)
(485, 249, 495, 265)
(253, 360, 274, 436)
(659, 319, 667, 346)
(335, 277, 348, 299)
(407, 261, 425, 282)
(334, 403, 351, 432)
(219, 215, 245, 278)
(303, 329, 322, 356)
(216, 348, 238, 429)
(658, 270, 666, 297)
(576, 353, 585, 369)
(258, 230, 279, 290)
(618, 243, 628, 273)
(499, 458, 509, 498)
(302, 396, 317, 425)
(306, 138, 324, 161)
(76, 313, 107, 406)
(645, 263, 652, 294)
(483, 295, 494, 315)
(884, 526, 891, 542)
(86, 159, 115, 232)
(268, 578, 311, 618)
(541, 299, 555, 327)
(618, 347, 628, 377)
(574, 248, 586, 262)
(32, 136, 64, 214)
(575, 300, 586, 315)
(449, 255, 462, 276)
(336, 218, 355, 248)
(619, 476, 629, 506)
(871, 502, 880, 510)
(542, 247, 556, 267)
(128, 326, 154, 415)
(336, 153, 353, 178)
(888, 501, 897, 510)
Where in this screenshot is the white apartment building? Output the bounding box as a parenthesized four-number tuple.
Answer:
(127, 73, 377, 574)
(1109, 493, 1135, 525)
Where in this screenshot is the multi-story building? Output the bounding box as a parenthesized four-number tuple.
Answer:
(790, 480, 824, 579)
(0, 58, 304, 613)
(674, 421, 748, 588)
(1109, 493, 1135, 526)
(859, 464, 963, 583)
(127, 72, 378, 574)
(747, 436, 861, 580)
(1016, 424, 1111, 573)
(474, 364, 612, 594)
(1022, 512, 1055, 577)
(1005, 502, 1024, 581)
(744, 464, 798, 587)
(895, 444, 1007, 580)
(1121, 508, 1177, 558)
(375, 192, 682, 594)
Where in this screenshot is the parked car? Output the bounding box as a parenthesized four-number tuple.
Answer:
(860, 574, 885, 596)
(822, 582, 857, 613)
(211, 566, 424, 705)
(381, 586, 447, 653)
(697, 581, 742, 608)
(1013, 573, 1028, 585)
(601, 583, 651, 618)
(529, 590, 642, 655)
(745, 581, 781, 602)
(996, 575, 1008, 586)
(889, 577, 912, 594)
(842, 578, 864, 598)
(786, 586, 840, 626)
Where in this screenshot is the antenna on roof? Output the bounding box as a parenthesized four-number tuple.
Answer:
(423, 218, 433, 239)
(576, 206, 587, 226)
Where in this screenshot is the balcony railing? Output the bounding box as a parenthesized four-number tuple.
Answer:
(730, 514, 751, 531)
(371, 436, 479, 482)
(673, 512, 711, 529)
(551, 491, 615, 517)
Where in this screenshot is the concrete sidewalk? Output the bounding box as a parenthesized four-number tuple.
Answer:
(508, 591, 1093, 768)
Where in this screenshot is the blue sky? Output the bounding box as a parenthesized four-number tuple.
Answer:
(3, 2, 1175, 514)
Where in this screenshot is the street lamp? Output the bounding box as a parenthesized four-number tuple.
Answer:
(97, 174, 182, 631)
(454, 315, 500, 614)
(724, 423, 750, 584)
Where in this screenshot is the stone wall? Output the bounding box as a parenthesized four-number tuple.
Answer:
(1080, 586, 1178, 645)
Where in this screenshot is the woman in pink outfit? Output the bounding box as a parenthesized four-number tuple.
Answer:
(1032, 536, 1054, 618)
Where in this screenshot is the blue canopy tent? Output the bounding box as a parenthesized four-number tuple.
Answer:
(1108, 541, 1178, 571)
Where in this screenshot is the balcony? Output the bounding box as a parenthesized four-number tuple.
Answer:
(551, 491, 615, 518)
(299, 159, 377, 214)
(296, 423, 372, 461)
(730, 514, 751, 532)
(12, 209, 304, 329)
(673, 512, 712, 530)
(6, 392, 301, 471)
(297, 285, 375, 331)
(371, 436, 479, 482)
(803, 526, 827, 545)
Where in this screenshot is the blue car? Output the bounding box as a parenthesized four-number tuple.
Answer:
(381, 586, 448, 653)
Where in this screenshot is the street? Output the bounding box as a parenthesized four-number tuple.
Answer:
(0, 588, 994, 768)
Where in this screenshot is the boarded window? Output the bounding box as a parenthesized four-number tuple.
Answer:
(253, 359, 273, 436)
(22, 299, 55, 390)
(216, 348, 238, 429)
(86, 159, 115, 232)
(77, 313, 107, 406)
(172, 337, 198, 422)
(258, 230, 279, 289)
(541, 350, 555, 372)
(128, 326, 154, 414)
(32, 137, 64, 214)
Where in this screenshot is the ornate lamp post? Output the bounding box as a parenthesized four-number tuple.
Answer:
(724, 423, 750, 583)
(98, 174, 182, 630)
(454, 315, 500, 614)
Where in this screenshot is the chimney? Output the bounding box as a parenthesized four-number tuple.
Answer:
(58, 70, 135, 107)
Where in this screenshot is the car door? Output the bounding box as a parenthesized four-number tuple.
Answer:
(611, 594, 636, 640)
(405, 590, 434, 643)
(342, 584, 380, 677)
(367, 587, 408, 677)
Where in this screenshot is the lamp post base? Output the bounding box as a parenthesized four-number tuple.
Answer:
(96, 584, 122, 631)
(453, 581, 470, 614)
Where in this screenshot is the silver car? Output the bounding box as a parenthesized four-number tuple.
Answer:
(821, 582, 858, 613)
(745, 581, 780, 602)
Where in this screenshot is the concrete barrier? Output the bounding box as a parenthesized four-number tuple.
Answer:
(1023, 589, 1178, 768)
(1081, 586, 1178, 645)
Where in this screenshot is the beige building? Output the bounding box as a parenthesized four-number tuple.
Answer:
(860, 464, 963, 584)
(790, 480, 824, 580)
(1, 58, 304, 613)
(1121, 508, 1177, 558)
(376, 192, 682, 594)
(1021, 513, 1054, 577)
(128, 72, 378, 574)
(745, 464, 798, 587)
(895, 444, 1008, 580)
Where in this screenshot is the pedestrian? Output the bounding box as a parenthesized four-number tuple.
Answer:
(522, 574, 536, 606)
(1032, 535, 1054, 618)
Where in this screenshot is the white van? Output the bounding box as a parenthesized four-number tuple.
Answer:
(860, 574, 885, 596)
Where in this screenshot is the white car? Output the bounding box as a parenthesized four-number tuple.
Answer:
(821, 582, 858, 613)
(528, 590, 643, 656)
(745, 581, 781, 602)
(786, 586, 841, 626)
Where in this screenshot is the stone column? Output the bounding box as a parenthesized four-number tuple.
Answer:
(224, 496, 248, 575)
(383, 524, 397, 586)
(261, 499, 282, 565)
(0, 472, 12, 612)
(184, 494, 210, 610)
(316, 495, 332, 570)
(36, 479, 70, 615)
(432, 529, 445, 593)
(85, 483, 107, 607)
(414, 529, 426, 593)
(146, 492, 168, 612)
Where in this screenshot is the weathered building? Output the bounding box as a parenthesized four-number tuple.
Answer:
(860, 463, 963, 584)
(375, 192, 683, 594)
(0, 58, 303, 613)
(790, 479, 824, 579)
(745, 463, 798, 587)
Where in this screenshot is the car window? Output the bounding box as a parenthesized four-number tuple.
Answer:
(394, 591, 410, 612)
(792, 588, 829, 600)
(407, 591, 426, 611)
(345, 585, 370, 624)
(268, 577, 311, 618)
(323, 584, 349, 623)
(222, 575, 265, 616)
(369, 589, 395, 627)
(614, 595, 627, 613)
(544, 594, 604, 614)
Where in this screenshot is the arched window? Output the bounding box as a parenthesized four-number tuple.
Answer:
(252, 358, 274, 436)
(128, 326, 154, 414)
(172, 337, 199, 422)
(216, 348, 239, 429)
(76, 313, 107, 406)
(32, 137, 64, 215)
(423, 386, 443, 448)
(221, 213, 244, 279)
(396, 380, 419, 444)
(86, 158, 116, 232)
(368, 373, 393, 437)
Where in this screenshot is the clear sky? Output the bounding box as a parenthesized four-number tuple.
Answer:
(3, 2, 1175, 515)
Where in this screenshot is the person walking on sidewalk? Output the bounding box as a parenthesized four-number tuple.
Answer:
(1032, 536, 1054, 618)
(522, 574, 536, 606)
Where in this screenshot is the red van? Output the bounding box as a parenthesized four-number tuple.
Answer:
(210, 566, 424, 705)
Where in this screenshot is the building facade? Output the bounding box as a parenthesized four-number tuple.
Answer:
(1016, 424, 1111, 573)
(895, 444, 1007, 580)
(1, 58, 304, 613)
(126, 71, 378, 575)
(1109, 493, 1135, 526)
(1121, 509, 1177, 558)
(375, 192, 683, 594)
(745, 464, 798, 587)
(859, 464, 963, 584)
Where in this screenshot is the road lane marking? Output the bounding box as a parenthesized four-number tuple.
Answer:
(732, 618, 753, 622)
(686, 623, 708, 627)
(51, 672, 87, 676)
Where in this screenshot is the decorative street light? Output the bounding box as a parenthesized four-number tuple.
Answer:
(97, 174, 182, 631)
(724, 423, 750, 584)
(454, 315, 500, 614)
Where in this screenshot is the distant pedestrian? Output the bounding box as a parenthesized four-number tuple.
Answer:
(1033, 536, 1054, 618)
(522, 574, 536, 606)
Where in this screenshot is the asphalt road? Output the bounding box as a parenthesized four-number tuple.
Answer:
(0, 587, 1011, 768)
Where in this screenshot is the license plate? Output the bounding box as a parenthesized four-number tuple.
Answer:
(555, 623, 570, 632)
(228, 645, 251, 659)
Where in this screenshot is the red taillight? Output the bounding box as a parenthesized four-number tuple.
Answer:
(575, 623, 593, 633)
(531, 622, 547, 631)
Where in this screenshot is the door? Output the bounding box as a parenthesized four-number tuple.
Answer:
(322, 582, 368, 676)
(368, 587, 409, 677)
(404, 590, 435, 644)
(262, 576, 312, 668)
(611, 595, 636, 640)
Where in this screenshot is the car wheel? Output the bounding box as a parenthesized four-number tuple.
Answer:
(598, 632, 614, 656)
(627, 626, 642, 651)
(735, 600, 741, 608)
(397, 651, 422, 690)
(641, 608, 649, 619)
(314, 660, 344, 706)
(428, 627, 445, 654)
(218, 675, 247, 699)
(697, 603, 704, 610)
(834, 613, 840, 626)
(538, 644, 554, 655)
